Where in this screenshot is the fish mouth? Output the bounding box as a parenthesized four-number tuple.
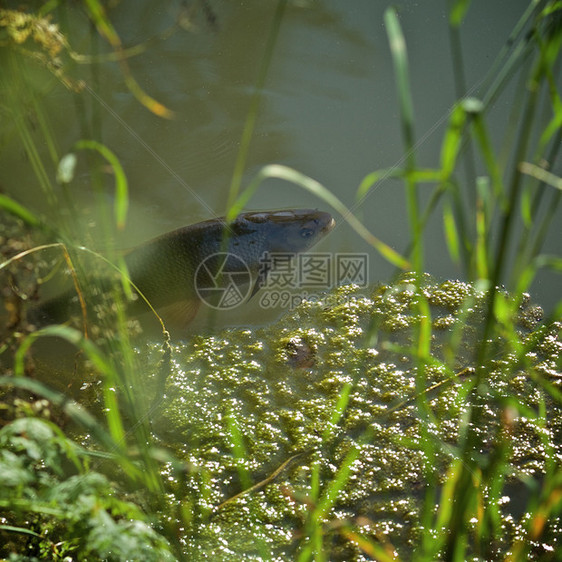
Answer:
(323, 216, 336, 234)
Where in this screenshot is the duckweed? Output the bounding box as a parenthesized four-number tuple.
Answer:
(136, 275, 562, 559)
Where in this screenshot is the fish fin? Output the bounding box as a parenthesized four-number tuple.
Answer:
(249, 277, 261, 300)
(249, 265, 270, 300)
(157, 298, 201, 331)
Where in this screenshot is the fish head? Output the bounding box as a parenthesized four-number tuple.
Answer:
(236, 209, 335, 256)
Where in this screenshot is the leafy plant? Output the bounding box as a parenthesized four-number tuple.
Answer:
(0, 416, 174, 560)
(0, 0, 561, 560)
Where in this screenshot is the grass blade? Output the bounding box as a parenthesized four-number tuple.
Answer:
(225, 0, 288, 212)
(384, 7, 423, 273)
(384, 8, 415, 164)
(83, 0, 173, 118)
(73, 139, 129, 230)
(519, 161, 562, 190)
(0, 195, 41, 227)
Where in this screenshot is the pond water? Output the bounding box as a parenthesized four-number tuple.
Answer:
(1, 0, 560, 329)
(1, 3, 561, 559)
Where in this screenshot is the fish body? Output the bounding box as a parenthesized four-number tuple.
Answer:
(32, 209, 335, 329)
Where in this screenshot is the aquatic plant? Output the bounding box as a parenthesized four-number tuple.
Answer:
(0, 0, 561, 560)
(141, 277, 561, 560)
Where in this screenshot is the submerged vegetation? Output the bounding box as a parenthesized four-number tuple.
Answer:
(1, 0, 561, 560)
(146, 277, 561, 559)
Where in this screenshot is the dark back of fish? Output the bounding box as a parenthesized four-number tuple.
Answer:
(30, 209, 335, 330)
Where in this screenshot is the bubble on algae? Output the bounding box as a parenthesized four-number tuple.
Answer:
(137, 275, 561, 560)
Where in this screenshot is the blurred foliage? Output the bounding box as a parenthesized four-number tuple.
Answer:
(0, 416, 174, 561)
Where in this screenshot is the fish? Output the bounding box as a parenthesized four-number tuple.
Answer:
(31, 209, 335, 331)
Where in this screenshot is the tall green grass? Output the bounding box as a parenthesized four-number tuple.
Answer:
(0, 0, 561, 560)
(227, 2, 562, 559)
(0, 3, 178, 557)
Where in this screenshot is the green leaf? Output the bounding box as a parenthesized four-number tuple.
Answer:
(449, 0, 472, 27)
(384, 7, 416, 162)
(0, 525, 43, 539)
(0, 194, 41, 227)
(315, 444, 361, 520)
(440, 104, 466, 180)
(443, 200, 460, 264)
(74, 140, 129, 230)
(83, 0, 120, 46)
(356, 167, 403, 201)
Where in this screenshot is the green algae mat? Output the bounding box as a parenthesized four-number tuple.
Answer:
(135, 276, 562, 560)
